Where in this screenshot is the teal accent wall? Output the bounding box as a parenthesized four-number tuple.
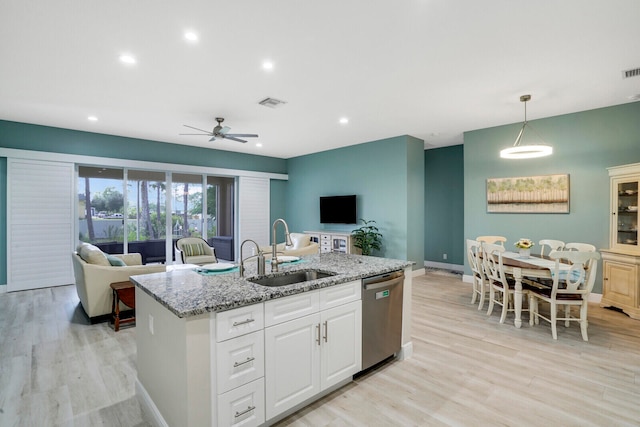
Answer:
(425, 145, 464, 265)
(0, 157, 6, 285)
(285, 136, 425, 267)
(0, 120, 288, 285)
(0, 120, 287, 174)
(464, 102, 640, 293)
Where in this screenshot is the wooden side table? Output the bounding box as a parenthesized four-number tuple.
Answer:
(110, 281, 136, 331)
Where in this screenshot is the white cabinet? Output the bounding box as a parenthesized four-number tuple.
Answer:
(601, 250, 640, 319)
(320, 302, 362, 390)
(609, 165, 640, 252)
(264, 312, 321, 419)
(217, 378, 265, 427)
(602, 163, 640, 319)
(215, 304, 266, 427)
(264, 281, 362, 420)
(305, 230, 359, 254)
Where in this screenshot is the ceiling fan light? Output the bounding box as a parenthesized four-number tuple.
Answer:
(500, 145, 553, 159)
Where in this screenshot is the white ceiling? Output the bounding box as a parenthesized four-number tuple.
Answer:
(1, 1, 639, 159)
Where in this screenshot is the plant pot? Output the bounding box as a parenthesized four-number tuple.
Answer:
(519, 248, 531, 258)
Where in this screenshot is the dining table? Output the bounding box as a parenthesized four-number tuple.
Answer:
(500, 251, 573, 328)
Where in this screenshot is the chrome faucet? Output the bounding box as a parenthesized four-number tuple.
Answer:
(271, 218, 293, 272)
(239, 239, 265, 278)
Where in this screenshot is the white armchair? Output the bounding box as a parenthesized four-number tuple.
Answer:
(175, 237, 218, 265)
(72, 243, 165, 322)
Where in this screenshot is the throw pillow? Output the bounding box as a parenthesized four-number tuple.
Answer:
(182, 243, 206, 257)
(78, 243, 110, 266)
(289, 233, 311, 249)
(106, 254, 126, 267)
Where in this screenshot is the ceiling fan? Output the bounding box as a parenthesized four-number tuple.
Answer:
(180, 117, 258, 143)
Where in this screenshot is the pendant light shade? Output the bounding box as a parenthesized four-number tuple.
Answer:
(500, 95, 553, 159)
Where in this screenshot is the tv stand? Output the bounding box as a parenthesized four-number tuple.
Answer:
(304, 230, 359, 254)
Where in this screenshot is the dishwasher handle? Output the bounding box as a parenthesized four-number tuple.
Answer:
(363, 275, 404, 291)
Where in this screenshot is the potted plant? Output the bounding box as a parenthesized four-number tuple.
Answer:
(514, 238, 535, 258)
(352, 219, 383, 256)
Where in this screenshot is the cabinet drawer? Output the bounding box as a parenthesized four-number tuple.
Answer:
(218, 378, 265, 427)
(217, 304, 264, 342)
(264, 290, 320, 327)
(320, 280, 362, 310)
(217, 331, 265, 394)
(320, 234, 331, 242)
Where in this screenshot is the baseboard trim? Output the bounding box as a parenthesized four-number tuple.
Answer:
(136, 379, 169, 427)
(398, 341, 413, 360)
(411, 267, 425, 277)
(0, 285, 6, 294)
(589, 293, 602, 303)
(424, 260, 464, 272)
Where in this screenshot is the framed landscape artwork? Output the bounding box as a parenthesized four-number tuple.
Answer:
(486, 174, 570, 213)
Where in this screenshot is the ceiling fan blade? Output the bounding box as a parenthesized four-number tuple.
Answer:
(209, 136, 217, 142)
(183, 124, 213, 134)
(226, 133, 258, 138)
(224, 136, 248, 143)
(219, 126, 231, 135)
(180, 133, 211, 136)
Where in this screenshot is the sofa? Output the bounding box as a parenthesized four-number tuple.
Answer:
(72, 242, 166, 322)
(260, 233, 320, 257)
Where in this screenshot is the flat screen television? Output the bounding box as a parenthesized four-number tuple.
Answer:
(320, 195, 357, 224)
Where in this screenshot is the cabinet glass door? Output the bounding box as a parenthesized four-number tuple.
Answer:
(615, 179, 638, 248)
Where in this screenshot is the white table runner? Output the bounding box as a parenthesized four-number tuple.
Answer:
(502, 251, 581, 281)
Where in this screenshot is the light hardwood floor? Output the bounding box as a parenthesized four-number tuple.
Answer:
(1, 270, 639, 426)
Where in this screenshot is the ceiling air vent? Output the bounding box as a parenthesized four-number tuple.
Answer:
(258, 97, 287, 108)
(622, 67, 640, 79)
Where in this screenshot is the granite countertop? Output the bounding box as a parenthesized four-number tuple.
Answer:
(130, 252, 412, 318)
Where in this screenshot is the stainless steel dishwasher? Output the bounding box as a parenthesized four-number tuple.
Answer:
(361, 270, 404, 371)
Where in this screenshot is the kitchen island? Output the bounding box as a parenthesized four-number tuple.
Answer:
(132, 253, 413, 427)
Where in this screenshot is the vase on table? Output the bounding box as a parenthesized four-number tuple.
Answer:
(519, 248, 531, 258)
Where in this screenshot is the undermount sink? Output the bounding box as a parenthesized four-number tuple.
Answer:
(248, 269, 336, 287)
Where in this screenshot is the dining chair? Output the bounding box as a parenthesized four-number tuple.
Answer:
(528, 250, 601, 341)
(466, 239, 488, 310)
(482, 242, 526, 323)
(476, 235, 507, 246)
(565, 242, 597, 252)
(539, 239, 565, 256)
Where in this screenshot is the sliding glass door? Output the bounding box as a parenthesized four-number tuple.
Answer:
(78, 166, 125, 252)
(78, 166, 236, 262)
(127, 170, 168, 263)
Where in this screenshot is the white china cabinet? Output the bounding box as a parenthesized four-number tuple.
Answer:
(601, 163, 640, 319)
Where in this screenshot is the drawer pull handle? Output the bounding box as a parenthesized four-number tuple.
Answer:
(316, 323, 321, 345)
(323, 320, 328, 342)
(233, 357, 255, 367)
(232, 318, 255, 326)
(234, 405, 256, 418)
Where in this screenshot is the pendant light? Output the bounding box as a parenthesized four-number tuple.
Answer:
(500, 94, 553, 159)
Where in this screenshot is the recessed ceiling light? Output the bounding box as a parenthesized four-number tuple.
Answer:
(262, 60, 274, 71)
(256, 143, 263, 148)
(88, 116, 98, 122)
(119, 54, 136, 64)
(184, 31, 198, 42)
(339, 117, 349, 124)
